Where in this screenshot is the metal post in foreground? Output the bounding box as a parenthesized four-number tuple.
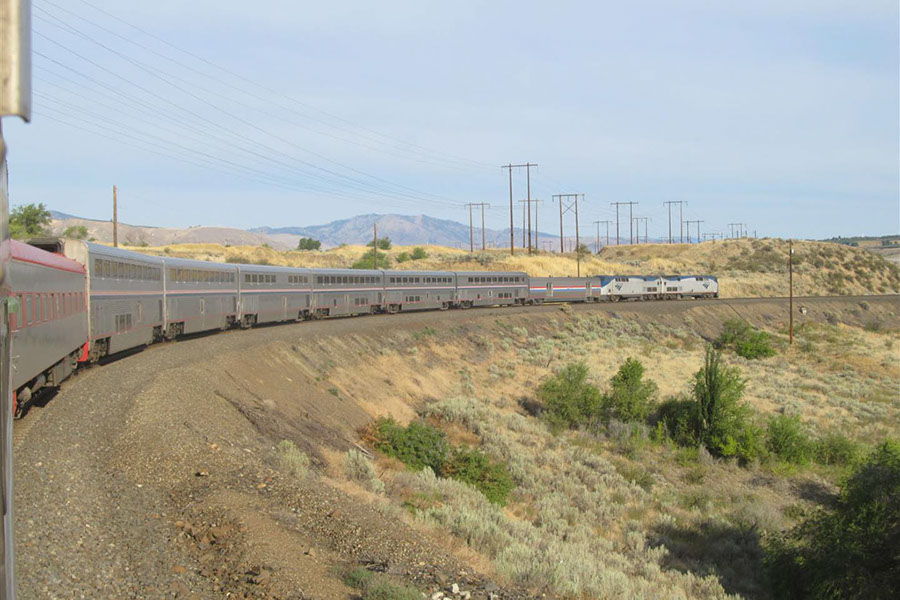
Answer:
(1, 1, 32, 597)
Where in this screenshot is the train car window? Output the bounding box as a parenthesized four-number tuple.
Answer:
(244, 274, 250, 283)
(24, 294, 32, 325)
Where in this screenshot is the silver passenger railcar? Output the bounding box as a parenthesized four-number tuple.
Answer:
(9, 240, 88, 415)
(528, 277, 597, 303)
(59, 241, 166, 359)
(383, 270, 455, 312)
(238, 264, 314, 325)
(454, 271, 528, 308)
(163, 257, 239, 336)
(311, 268, 383, 317)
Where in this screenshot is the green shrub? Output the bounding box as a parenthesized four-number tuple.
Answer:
(363, 578, 421, 600)
(815, 432, 862, 466)
(366, 237, 392, 250)
(395, 252, 411, 263)
(342, 566, 375, 589)
(693, 346, 763, 462)
(716, 318, 776, 359)
(537, 362, 603, 430)
(372, 417, 447, 472)
(767, 440, 900, 599)
(277, 440, 310, 479)
(352, 252, 391, 269)
(441, 446, 515, 506)
(602, 357, 658, 422)
(766, 415, 815, 465)
(345, 449, 385, 493)
(296, 237, 321, 250)
(657, 396, 700, 448)
(410, 247, 428, 260)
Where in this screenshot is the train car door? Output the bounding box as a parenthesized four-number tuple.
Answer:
(281, 296, 287, 321)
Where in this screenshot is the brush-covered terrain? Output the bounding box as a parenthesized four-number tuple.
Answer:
(126, 237, 900, 298)
(15, 295, 898, 599)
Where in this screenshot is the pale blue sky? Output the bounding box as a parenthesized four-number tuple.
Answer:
(4, 0, 898, 239)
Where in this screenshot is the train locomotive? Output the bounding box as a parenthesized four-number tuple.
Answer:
(9, 237, 717, 416)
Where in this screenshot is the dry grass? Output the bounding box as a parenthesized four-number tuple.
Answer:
(303, 302, 898, 599)
(121, 237, 900, 299)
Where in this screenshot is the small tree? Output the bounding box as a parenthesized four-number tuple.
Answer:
(296, 237, 321, 250)
(537, 362, 603, 430)
(767, 440, 900, 598)
(367, 237, 392, 250)
(603, 357, 658, 422)
(410, 247, 428, 260)
(766, 414, 815, 465)
(351, 252, 391, 269)
(63, 224, 88, 239)
(693, 346, 763, 461)
(10, 203, 52, 238)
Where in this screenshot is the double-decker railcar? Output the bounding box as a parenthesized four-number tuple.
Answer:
(454, 271, 528, 308)
(164, 257, 239, 336)
(8, 240, 88, 414)
(528, 277, 596, 303)
(61, 241, 166, 359)
(383, 270, 455, 312)
(238, 264, 314, 325)
(310, 268, 383, 317)
(603, 275, 663, 301)
(662, 275, 718, 299)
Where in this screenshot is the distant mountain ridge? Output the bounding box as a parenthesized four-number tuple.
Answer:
(252, 213, 563, 248)
(48, 210, 616, 249)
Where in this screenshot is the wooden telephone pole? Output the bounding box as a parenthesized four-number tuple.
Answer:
(112, 185, 118, 247)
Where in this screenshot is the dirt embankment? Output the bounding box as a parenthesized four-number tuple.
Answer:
(13, 295, 899, 599)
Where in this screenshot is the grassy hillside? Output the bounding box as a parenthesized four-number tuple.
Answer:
(126, 237, 900, 298)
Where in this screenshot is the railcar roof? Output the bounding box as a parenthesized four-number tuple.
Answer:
(454, 270, 528, 276)
(11, 240, 86, 274)
(85, 242, 165, 265)
(382, 269, 455, 276)
(232, 263, 316, 274)
(161, 255, 238, 270)
(311, 267, 383, 275)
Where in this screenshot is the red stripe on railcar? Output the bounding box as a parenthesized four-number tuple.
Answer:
(10, 239, 86, 274)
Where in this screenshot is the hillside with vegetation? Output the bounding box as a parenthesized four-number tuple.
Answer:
(125, 237, 900, 298)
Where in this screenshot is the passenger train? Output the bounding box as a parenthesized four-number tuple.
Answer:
(8, 237, 718, 416)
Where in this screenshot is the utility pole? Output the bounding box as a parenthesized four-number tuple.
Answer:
(610, 201, 638, 245)
(112, 184, 118, 247)
(476, 203, 490, 250)
(789, 239, 794, 345)
(503, 163, 538, 253)
(533, 199, 541, 250)
(632, 217, 649, 244)
(728, 223, 740, 239)
(575, 194, 582, 276)
(599, 220, 611, 249)
(466, 203, 475, 252)
(663, 201, 684, 244)
(554, 194, 581, 255)
(373, 223, 378, 267)
(593, 221, 601, 253)
(686, 220, 703, 243)
(679, 201, 685, 243)
(519, 199, 528, 249)
(502, 164, 514, 255)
